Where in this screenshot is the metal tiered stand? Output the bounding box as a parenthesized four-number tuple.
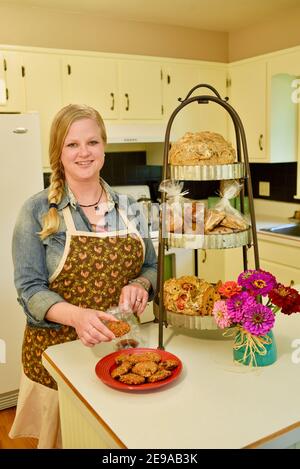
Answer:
(155, 84, 260, 349)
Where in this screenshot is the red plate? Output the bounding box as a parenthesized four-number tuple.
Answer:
(95, 347, 182, 391)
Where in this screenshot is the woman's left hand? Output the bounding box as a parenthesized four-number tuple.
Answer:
(119, 284, 149, 315)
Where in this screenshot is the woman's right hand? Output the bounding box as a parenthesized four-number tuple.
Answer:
(72, 308, 117, 347)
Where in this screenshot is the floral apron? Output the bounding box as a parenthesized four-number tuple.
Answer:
(22, 206, 145, 389)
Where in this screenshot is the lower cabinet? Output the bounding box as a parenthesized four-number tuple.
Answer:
(197, 235, 300, 286)
(257, 236, 300, 285)
(197, 246, 255, 283)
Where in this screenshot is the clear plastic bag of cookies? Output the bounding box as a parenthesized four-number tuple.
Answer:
(205, 180, 249, 234)
(105, 306, 144, 351)
(159, 179, 204, 235)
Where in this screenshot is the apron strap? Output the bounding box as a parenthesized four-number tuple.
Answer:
(118, 207, 140, 235)
(62, 206, 76, 232)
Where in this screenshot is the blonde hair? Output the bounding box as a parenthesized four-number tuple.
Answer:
(39, 104, 107, 240)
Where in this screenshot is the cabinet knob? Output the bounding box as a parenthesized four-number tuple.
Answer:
(259, 134, 264, 151)
(125, 93, 129, 111)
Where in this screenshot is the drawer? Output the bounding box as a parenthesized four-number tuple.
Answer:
(258, 239, 300, 270)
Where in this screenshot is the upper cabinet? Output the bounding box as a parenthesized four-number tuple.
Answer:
(0, 52, 6, 105)
(118, 59, 163, 120)
(0, 51, 26, 112)
(23, 52, 63, 168)
(228, 60, 267, 162)
(2, 43, 300, 169)
(62, 56, 163, 121)
(62, 55, 118, 120)
(229, 54, 298, 163)
(162, 62, 227, 141)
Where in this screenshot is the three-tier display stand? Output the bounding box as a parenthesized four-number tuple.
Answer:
(155, 84, 260, 349)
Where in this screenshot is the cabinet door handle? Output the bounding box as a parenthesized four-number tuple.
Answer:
(110, 92, 115, 111)
(201, 250, 207, 263)
(13, 127, 28, 134)
(167, 74, 171, 84)
(259, 134, 264, 151)
(125, 93, 129, 111)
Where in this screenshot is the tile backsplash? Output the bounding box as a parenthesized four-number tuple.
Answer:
(250, 162, 299, 203)
(43, 154, 299, 204)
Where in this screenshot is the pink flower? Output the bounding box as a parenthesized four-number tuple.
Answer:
(213, 300, 232, 329)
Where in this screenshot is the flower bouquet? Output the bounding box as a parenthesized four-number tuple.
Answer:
(212, 269, 300, 366)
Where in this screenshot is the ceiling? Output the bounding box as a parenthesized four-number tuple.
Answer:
(2, 0, 300, 32)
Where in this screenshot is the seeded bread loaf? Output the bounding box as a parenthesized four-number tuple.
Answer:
(169, 131, 235, 166)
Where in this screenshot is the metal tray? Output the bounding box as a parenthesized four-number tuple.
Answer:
(168, 228, 252, 249)
(153, 302, 218, 330)
(169, 163, 245, 181)
(166, 311, 218, 330)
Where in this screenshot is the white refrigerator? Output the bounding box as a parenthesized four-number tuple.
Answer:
(0, 113, 43, 409)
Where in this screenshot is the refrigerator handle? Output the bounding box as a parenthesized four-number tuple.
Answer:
(13, 127, 28, 134)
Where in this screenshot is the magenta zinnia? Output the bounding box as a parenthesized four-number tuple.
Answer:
(242, 304, 275, 336)
(240, 270, 276, 297)
(226, 292, 257, 323)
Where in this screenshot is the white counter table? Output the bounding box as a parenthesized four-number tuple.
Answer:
(43, 314, 300, 449)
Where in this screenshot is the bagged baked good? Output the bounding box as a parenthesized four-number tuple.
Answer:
(204, 180, 249, 234)
(159, 179, 204, 235)
(169, 131, 236, 166)
(163, 276, 221, 316)
(105, 306, 143, 350)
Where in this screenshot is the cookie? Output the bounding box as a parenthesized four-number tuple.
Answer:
(106, 320, 131, 337)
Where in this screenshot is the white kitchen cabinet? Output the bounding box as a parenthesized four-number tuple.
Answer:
(62, 55, 118, 120)
(23, 52, 63, 169)
(62, 56, 162, 121)
(118, 59, 162, 120)
(0, 50, 26, 112)
(228, 59, 267, 162)
(198, 234, 300, 286)
(257, 234, 300, 285)
(0, 52, 6, 105)
(162, 62, 227, 141)
(229, 56, 298, 163)
(197, 246, 255, 284)
(268, 50, 300, 76)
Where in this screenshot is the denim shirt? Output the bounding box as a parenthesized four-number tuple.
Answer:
(12, 179, 157, 329)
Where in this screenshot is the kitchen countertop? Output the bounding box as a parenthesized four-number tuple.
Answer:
(255, 214, 300, 246)
(43, 311, 300, 449)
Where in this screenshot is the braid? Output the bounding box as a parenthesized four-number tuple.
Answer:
(39, 161, 65, 240)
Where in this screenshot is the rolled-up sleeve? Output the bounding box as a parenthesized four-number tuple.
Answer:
(140, 237, 157, 300)
(12, 198, 65, 324)
(126, 198, 158, 299)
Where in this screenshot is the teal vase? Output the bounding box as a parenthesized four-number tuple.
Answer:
(233, 330, 277, 367)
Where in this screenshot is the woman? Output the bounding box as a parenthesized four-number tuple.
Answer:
(9, 104, 157, 448)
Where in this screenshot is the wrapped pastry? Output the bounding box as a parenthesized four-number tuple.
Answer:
(159, 179, 204, 235)
(205, 180, 249, 234)
(204, 209, 226, 233)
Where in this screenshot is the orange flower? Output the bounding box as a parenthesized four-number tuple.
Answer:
(218, 281, 242, 298)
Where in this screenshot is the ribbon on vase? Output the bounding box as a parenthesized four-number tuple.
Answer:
(224, 326, 273, 367)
